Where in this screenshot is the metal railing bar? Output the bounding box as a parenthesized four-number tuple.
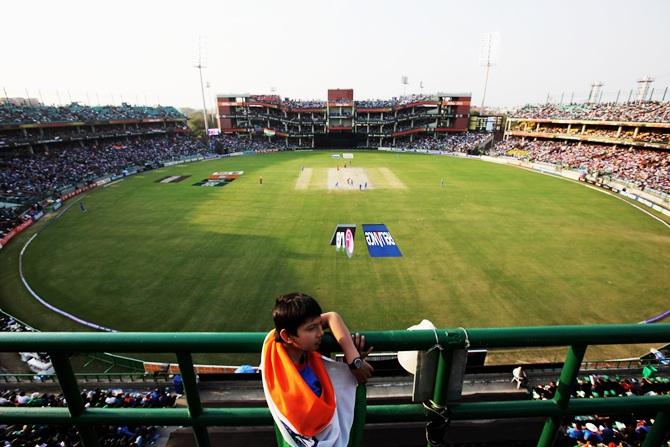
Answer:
(3, 396, 669, 426)
(2, 324, 668, 352)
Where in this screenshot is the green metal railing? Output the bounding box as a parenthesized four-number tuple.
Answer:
(1, 324, 669, 447)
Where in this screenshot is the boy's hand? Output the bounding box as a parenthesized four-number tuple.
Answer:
(351, 333, 374, 359)
(350, 360, 374, 384)
(349, 333, 374, 384)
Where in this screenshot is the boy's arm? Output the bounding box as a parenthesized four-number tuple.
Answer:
(321, 312, 373, 383)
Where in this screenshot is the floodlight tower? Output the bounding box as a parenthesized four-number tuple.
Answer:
(195, 38, 210, 143)
(479, 32, 500, 112)
(401, 76, 409, 96)
(587, 82, 604, 103)
(636, 76, 654, 101)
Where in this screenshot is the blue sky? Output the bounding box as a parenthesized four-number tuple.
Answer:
(3, 0, 669, 108)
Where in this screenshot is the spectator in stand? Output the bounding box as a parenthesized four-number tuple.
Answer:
(355, 94, 436, 109)
(0, 135, 210, 200)
(394, 133, 489, 153)
(490, 138, 670, 194)
(511, 101, 670, 123)
(530, 373, 670, 446)
(0, 102, 185, 125)
(209, 134, 288, 152)
(0, 386, 176, 445)
(284, 99, 326, 109)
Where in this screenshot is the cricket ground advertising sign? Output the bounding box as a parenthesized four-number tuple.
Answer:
(330, 224, 356, 258)
(362, 224, 402, 257)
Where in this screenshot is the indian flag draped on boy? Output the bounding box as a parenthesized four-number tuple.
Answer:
(261, 329, 358, 447)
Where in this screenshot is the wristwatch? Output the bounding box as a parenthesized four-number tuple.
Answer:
(348, 357, 364, 370)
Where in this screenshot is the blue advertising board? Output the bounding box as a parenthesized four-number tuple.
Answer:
(362, 224, 402, 257)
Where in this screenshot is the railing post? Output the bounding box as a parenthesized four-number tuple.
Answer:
(50, 352, 99, 447)
(537, 344, 586, 447)
(426, 348, 454, 447)
(642, 411, 669, 447)
(348, 384, 367, 447)
(176, 352, 211, 447)
(432, 349, 454, 405)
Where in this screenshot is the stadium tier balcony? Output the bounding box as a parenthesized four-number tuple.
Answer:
(501, 101, 670, 196)
(0, 103, 186, 126)
(511, 101, 670, 123)
(216, 92, 471, 148)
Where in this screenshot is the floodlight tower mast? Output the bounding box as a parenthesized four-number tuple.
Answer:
(401, 76, 409, 96)
(195, 38, 210, 144)
(587, 82, 604, 103)
(636, 76, 654, 101)
(480, 32, 499, 112)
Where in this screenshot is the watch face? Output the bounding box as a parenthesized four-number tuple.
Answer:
(353, 358, 363, 369)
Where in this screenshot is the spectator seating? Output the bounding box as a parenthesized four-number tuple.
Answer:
(511, 101, 670, 123)
(531, 373, 670, 446)
(491, 138, 670, 194)
(395, 134, 490, 153)
(0, 387, 177, 445)
(0, 103, 185, 125)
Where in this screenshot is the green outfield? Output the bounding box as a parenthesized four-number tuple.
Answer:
(1, 151, 669, 358)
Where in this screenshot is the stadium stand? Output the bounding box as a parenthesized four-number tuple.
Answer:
(1, 135, 210, 198)
(0, 387, 177, 445)
(531, 373, 670, 446)
(495, 100, 670, 197)
(216, 90, 472, 148)
(491, 138, 670, 194)
(511, 101, 670, 123)
(394, 133, 490, 153)
(0, 103, 185, 125)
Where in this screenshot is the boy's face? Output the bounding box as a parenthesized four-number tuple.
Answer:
(282, 315, 324, 352)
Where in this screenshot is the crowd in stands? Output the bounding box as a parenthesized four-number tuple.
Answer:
(209, 134, 288, 152)
(558, 417, 660, 446)
(244, 94, 440, 110)
(512, 124, 670, 144)
(0, 387, 176, 445)
(355, 94, 437, 109)
(491, 138, 670, 194)
(0, 103, 185, 125)
(530, 374, 670, 446)
(511, 101, 670, 123)
(0, 135, 209, 200)
(211, 132, 490, 153)
(284, 99, 326, 109)
(532, 374, 670, 401)
(395, 133, 490, 153)
(248, 95, 281, 105)
(1, 314, 175, 445)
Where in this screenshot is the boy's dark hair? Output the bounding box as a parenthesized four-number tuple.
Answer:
(273, 292, 322, 341)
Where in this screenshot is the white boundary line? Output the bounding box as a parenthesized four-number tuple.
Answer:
(19, 203, 117, 332)
(511, 164, 670, 231)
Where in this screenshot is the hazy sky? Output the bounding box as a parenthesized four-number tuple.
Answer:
(3, 0, 669, 109)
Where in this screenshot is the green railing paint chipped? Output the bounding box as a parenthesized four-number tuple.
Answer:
(1, 325, 669, 447)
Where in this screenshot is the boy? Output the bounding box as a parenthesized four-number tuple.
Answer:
(261, 292, 373, 447)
